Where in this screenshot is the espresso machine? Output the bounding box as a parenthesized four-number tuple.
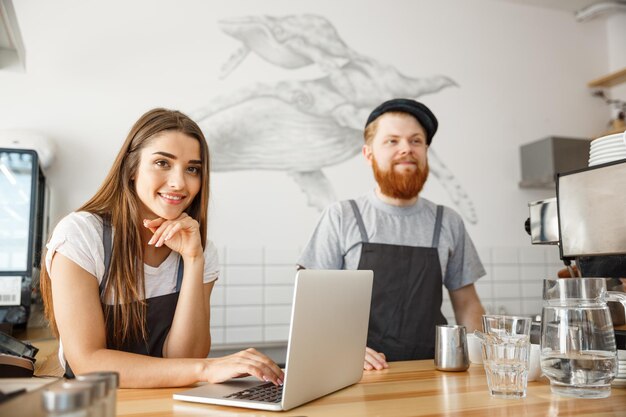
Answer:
(525, 158, 626, 349)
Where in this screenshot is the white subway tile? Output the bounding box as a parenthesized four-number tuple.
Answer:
(519, 247, 547, 264)
(264, 247, 301, 265)
(264, 285, 294, 304)
(477, 247, 492, 264)
(478, 271, 493, 282)
(521, 281, 543, 298)
(210, 327, 225, 344)
(545, 247, 563, 264)
(265, 266, 298, 285)
(492, 265, 520, 281)
(491, 247, 519, 264)
(211, 285, 225, 306)
(217, 245, 227, 265)
(211, 306, 225, 326)
(264, 325, 290, 342)
(507, 300, 522, 315)
(520, 265, 547, 281)
(225, 326, 264, 344)
(227, 266, 264, 285)
(475, 281, 493, 299)
(483, 264, 494, 281)
(226, 286, 263, 306)
(491, 300, 521, 316)
(522, 299, 543, 316)
(493, 282, 521, 298)
(482, 302, 495, 315)
(264, 305, 292, 325)
(217, 267, 227, 285)
(0, 252, 8, 267)
(226, 246, 264, 265)
(226, 306, 263, 326)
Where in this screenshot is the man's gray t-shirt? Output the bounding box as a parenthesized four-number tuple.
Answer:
(298, 190, 485, 291)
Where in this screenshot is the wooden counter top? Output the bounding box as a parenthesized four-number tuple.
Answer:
(117, 360, 626, 417)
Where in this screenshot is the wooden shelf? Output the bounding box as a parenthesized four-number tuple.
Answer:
(588, 67, 626, 88)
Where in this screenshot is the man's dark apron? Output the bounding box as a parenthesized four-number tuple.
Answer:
(349, 200, 447, 361)
(65, 216, 183, 377)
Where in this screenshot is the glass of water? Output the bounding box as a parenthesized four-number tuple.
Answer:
(481, 315, 532, 399)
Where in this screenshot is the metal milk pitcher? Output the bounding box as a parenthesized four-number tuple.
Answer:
(540, 278, 626, 398)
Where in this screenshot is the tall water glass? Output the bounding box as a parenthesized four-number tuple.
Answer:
(481, 315, 531, 398)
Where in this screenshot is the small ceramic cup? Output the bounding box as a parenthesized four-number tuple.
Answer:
(466, 332, 483, 364)
(527, 344, 542, 382)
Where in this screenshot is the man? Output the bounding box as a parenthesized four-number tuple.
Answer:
(297, 98, 486, 371)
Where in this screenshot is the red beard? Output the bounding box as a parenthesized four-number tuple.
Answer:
(372, 157, 429, 200)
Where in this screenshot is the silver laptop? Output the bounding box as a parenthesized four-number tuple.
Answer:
(173, 269, 373, 411)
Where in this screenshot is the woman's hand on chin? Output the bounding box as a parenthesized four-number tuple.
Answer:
(143, 214, 203, 258)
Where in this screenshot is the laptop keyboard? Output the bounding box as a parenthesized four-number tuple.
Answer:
(224, 382, 283, 403)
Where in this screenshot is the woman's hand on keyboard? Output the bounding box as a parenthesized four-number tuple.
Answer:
(202, 348, 284, 385)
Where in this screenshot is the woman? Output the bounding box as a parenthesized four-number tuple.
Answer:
(40, 108, 283, 388)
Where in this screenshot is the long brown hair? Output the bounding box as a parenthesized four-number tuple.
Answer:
(40, 108, 211, 347)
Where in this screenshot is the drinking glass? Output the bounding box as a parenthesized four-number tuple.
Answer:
(481, 315, 531, 398)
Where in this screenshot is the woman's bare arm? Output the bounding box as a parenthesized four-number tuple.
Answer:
(50, 253, 283, 388)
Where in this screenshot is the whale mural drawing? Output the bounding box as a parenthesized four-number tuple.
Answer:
(192, 14, 478, 224)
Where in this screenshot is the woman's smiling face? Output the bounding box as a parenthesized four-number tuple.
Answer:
(133, 131, 202, 220)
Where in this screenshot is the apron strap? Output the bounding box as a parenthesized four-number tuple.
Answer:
(350, 200, 445, 247)
(431, 205, 444, 248)
(348, 200, 369, 243)
(175, 257, 184, 292)
(100, 214, 112, 297)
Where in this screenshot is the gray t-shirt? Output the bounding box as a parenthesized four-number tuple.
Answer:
(298, 190, 485, 291)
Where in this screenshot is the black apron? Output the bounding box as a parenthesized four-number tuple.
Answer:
(349, 200, 447, 361)
(65, 215, 183, 378)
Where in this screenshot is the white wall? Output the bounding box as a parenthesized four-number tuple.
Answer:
(607, 13, 626, 113)
(0, 0, 620, 343)
(0, 0, 611, 248)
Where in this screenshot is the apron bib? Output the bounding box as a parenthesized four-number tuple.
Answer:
(349, 200, 447, 361)
(65, 215, 183, 377)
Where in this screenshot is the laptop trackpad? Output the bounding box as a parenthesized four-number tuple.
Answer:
(180, 377, 264, 398)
